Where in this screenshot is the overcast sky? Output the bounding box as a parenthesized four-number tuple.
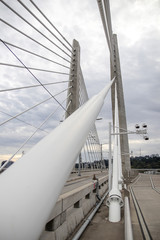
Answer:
(0, 0, 160, 162)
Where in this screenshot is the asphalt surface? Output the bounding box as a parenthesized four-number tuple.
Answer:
(61, 170, 108, 194)
(131, 174, 160, 240)
(71, 173, 160, 240)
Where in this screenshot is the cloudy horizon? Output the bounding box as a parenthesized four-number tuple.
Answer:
(0, 0, 160, 163)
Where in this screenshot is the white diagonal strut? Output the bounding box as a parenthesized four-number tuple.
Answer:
(0, 79, 114, 240)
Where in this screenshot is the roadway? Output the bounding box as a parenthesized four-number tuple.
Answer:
(130, 174, 160, 240)
(70, 173, 160, 240)
(61, 170, 108, 194)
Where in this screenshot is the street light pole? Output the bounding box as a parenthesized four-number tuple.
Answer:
(107, 86, 123, 222)
(108, 122, 112, 191)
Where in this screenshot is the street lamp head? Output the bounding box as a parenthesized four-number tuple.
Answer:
(142, 123, 147, 128)
(96, 118, 103, 121)
(135, 124, 140, 129)
(144, 135, 149, 140)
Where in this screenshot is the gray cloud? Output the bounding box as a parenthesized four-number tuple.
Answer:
(0, 0, 159, 162)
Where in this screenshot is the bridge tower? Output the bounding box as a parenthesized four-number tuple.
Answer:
(111, 34, 131, 175)
(65, 39, 80, 118)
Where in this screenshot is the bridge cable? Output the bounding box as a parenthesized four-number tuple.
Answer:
(0, 63, 69, 75)
(2, 41, 70, 69)
(0, 39, 70, 115)
(1, 0, 73, 59)
(17, 0, 73, 55)
(0, 110, 48, 134)
(30, 0, 73, 50)
(0, 81, 71, 93)
(0, 19, 71, 64)
(0, 93, 72, 172)
(0, 86, 72, 127)
(103, 0, 113, 44)
(78, 71, 102, 168)
(78, 76, 94, 167)
(96, 0, 114, 67)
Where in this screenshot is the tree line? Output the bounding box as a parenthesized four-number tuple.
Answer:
(130, 154, 160, 169)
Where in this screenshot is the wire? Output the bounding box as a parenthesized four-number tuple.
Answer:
(30, 0, 73, 50)
(60, 99, 71, 122)
(0, 86, 72, 127)
(2, 41, 70, 69)
(0, 93, 72, 172)
(18, 0, 73, 54)
(0, 81, 71, 93)
(103, 0, 113, 43)
(0, 20, 71, 64)
(96, 0, 114, 67)
(0, 39, 70, 115)
(0, 63, 69, 75)
(0, 110, 48, 133)
(1, 0, 72, 59)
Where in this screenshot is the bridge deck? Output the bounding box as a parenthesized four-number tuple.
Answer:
(130, 174, 160, 240)
(61, 170, 107, 194)
(71, 173, 160, 240)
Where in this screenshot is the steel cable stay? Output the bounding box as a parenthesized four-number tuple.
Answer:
(86, 141, 93, 169)
(84, 147, 93, 170)
(78, 75, 103, 169)
(103, 0, 113, 44)
(93, 142, 101, 168)
(87, 137, 95, 167)
(81, 147, 87, 169)
(78, 84, 93, 166)
(0, 80, 72, 93)
(30, 0, 73, 50)
(0, 86, 72, 127)
(102, 0, 114, 56)
(81, 75, 101, 167)
(89, 135, 100, 168)
(0, 63, 69, 75)
(84, 139, 93, 169)
(1, 0, 73, 59)
(2, 41, 70, 69)
(60, 100, 72, 122)
(83, 109, 100, 168)
(96, 0, 114, 67)
(90, 141, 98, 168)
(92, 129, 102, 167)
(0, 110, 48, 134)
(0, 93, 72, 172)
(0, 39, 70, 115)
(79, 95, 93, 167)
(76, 89, 91, 168)
(0, 20, 71, 64)
(78, 94, 95, 169)
(93, 127, 102, 166)
(97, 0, 112, 52)
(17, 0, 73, 55)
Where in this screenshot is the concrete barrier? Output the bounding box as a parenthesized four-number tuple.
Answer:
(39, 176, 108, 240)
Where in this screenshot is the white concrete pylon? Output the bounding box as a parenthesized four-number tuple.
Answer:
(0, 79, 114, 240)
